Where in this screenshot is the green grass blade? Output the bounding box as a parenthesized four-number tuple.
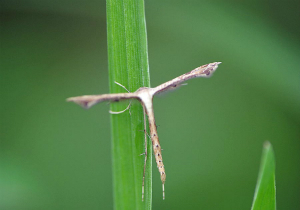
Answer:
(106, 0, 152, 209)
(251, 141, 276, 210)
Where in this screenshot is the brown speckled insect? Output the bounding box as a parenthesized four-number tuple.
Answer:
(67, 62, 221, 201)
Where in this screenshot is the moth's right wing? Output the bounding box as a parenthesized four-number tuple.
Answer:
(67, 93, 138, 109)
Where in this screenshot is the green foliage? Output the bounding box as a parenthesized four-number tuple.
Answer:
(1, 1, 299, 210)
(106, 0, 152, 209)
(251, 142, 276, 210)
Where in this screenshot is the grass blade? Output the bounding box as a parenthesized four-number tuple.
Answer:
(251, 141, 276, 210)
(106, 0, 152, 209)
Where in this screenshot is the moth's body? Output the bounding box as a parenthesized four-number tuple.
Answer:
(67, 62, 221, 201)
(137, 88, 166, 199)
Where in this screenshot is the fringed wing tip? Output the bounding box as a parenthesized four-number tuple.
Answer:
(66, 97, 91, 109)
(199, 61, 222, 77)
(209, 61, 221, 71)
(212, 61, 222, 73)
(215, 62, 222, 68)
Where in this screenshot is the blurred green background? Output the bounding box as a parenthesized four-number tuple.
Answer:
(1, 0, 299, 209)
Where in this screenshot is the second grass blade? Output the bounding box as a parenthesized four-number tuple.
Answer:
(251, 141, 276, 210)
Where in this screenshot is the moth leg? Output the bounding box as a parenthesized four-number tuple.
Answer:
(109, 81, 132, 114)
(141, 105, 148, 201)
(109, 101, 132, 114)
(114, 81, 130, 93)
